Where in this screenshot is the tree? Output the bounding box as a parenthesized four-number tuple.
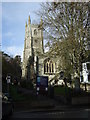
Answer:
(2, 52, 22, 85)
(38, 2, 90, 79)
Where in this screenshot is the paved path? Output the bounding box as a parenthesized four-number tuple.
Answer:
(10, 108, 90, 119)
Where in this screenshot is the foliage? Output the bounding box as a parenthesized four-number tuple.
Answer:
(2, 81, 7, 92)
(20, 80, 27, 88)
(9, 85, 25, 101)
(38, 2, 89, 79)
(9, 85, 36, 102)
(54, 85, 90, 97)
(20, 80, 34, 90)
(70, 88, 90, 97)
(2, 52, 22, 84)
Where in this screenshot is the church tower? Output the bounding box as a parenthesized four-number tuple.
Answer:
(22, 16, 44, 79)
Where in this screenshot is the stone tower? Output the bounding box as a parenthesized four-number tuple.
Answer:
(22, 16, 44, 79)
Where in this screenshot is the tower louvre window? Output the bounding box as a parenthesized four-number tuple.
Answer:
(34, 29, 37, 35)
(35, 39, 38, 43)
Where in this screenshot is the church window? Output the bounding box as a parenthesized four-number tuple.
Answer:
(44, 58, 55, 74)
(44, 64, 46, 73)
(49, 63, 51, 73)
(34, 29, 37, 35)
(47, 63, 48, 73)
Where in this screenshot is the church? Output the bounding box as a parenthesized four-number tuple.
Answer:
(22, 16, 60, 85)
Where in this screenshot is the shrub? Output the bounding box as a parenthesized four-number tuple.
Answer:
(20, 80, 33, 90)
(20, 80, 27, 88)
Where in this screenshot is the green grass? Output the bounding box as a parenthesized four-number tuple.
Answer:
(54, 86, 71, 96)
(9, 85, 36, 102)
(10, 85, 26, 101)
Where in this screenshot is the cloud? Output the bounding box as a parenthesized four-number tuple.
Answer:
(2, 46, 23, 61)
(1, 2, 42, 62)
(2, 0, 46, 2)
(2, 32, 17, 46)
(0, 32, 2, 39)
(0, 34, 2, 50)
(4, 32, 14, 37)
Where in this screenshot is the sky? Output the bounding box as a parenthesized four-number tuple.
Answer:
(1, 0, 89, 61)
(1, 2, 42, 60)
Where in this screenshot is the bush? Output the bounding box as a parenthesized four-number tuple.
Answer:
(26, 81, 34, 89)
(20, 80, 33, 90)
(9, 85, 25, 101)
(2, 80, 7, 93)
(71, 88, 90, 97)
(20, 80, 27, 88)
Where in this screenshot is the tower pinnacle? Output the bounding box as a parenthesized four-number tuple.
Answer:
(39, 16, 43, 29)
(25, 21, 27, 27)
(28, 15, 31, 24)
(40, 17, 43, 29)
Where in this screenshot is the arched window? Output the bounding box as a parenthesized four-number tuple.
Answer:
(34, 29, 37, 35)
(47, 63, 48, 73)
(44, 64, 46, 73)
(44, 58, 55, 74)
(52, 63, 54, 72)
(49, 63, 51, 73)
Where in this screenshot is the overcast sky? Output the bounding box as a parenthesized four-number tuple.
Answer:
(2, 2, 42, 60)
